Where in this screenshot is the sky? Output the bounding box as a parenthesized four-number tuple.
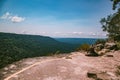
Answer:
(0, 0, 115, 38)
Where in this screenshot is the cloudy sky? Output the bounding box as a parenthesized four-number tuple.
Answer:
(0, 0, 115, 38)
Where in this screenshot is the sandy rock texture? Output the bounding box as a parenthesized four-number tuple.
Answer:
(0, 51, 120, 80)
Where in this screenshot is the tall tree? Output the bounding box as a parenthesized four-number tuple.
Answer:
(111, 0, 120, 10)
(100, 0, 120, 41)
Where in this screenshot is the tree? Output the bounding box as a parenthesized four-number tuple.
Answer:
(111, 0, 120, 10)
(100, 0, 120, 41)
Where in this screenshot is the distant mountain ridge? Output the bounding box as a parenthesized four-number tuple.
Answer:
(55, 38, 99, 45)
(0, 32, 76, 68)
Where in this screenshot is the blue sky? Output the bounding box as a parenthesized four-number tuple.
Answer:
(0, 0, 115, 38)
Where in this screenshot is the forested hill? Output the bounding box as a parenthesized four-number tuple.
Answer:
(55, 38, 98, 45)
(0, 32, 76, 68)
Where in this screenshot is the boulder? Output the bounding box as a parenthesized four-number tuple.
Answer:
(94, 44, 104, 53)
(105, 54, 114, 57)
(97, 49, 110, 56)
(85, 52, 98, 56)
(87, 70, 117, 80)
(87, 70, 97, 79)
(96, 44, 104, 50)
(65, 56, 72, 59)
(87, 42, 117, 56)
(4, 67, 8, 71)
(105, 42, 117, 50)
(85, 42, 119, 57)
(9, 64, 16, 69)
(86, 46, 98, 56)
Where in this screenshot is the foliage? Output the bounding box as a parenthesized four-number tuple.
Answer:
(0, 32, 76, 69)
(116, 41, 120, 49)
(49, 51, 60, 56)
(54, 51, 60, 55)
(100, 0, 120, 41)
(55, 38, 97, 45)
(111, 0, 120, 10)
(100, 11, 120, 41)
(76, 43, 90, 51)
(95, 39, 106, 45)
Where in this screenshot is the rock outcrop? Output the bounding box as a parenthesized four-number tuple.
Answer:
(87, 69, 118, 80)
(105, 42, 117, 50)
(86, 42, 118, 56)
(0, 51, 120, 80)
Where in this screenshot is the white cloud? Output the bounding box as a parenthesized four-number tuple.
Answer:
(11, 16, 25, 23)
(1, 12, 10, 19)
(89, 32, 96, 36)
(87, 32, 107, 38)
(48, 32, 107, 38)
(0, 12, 25, 23)
(72, 32, 83, 35)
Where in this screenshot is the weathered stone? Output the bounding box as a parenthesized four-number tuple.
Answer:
(9, 64, 16, 69)
(2, 72, 7, 74)
(87, 70, 97, 79)
(85, 52, 98, 56)
(95, 44, 104, 51)
(105, 54, 114, 57)
(86, 46, 99, 56)
(87, 42, 117, 56)
(87, 72, 97, 79)
(97, 49, 110, 56)
(65, 56, 72, 59)
(4, 67, 8, 70)
(106, 72, 116, 77)
(105, 42, 117, 50)
(87, 70, 118, 80)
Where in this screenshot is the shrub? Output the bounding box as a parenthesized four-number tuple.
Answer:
(95, 39, 106, 45)
(54, 51, 60, 55)
(76, 43, 90, 51)
(116, 42, 120, 50)
(114, 35, 120, 42)
(48, 51, 60, 56)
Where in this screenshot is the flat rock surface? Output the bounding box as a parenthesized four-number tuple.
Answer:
(1, 51, 120, 80)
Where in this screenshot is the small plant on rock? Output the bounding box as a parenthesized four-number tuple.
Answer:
(116, 42, 120, 50)
(95, 39, 106, 45)
(76, 43, 90, 51)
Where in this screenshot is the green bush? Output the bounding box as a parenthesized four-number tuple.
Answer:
(116, 42, 120, 50)
(95, 39, 106, 45)
(76, 43, 90, 51)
